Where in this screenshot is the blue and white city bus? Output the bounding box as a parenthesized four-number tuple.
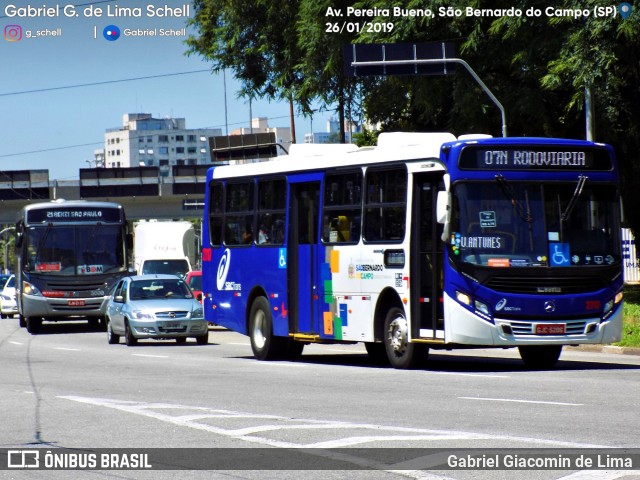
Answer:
(201, 133, 623, 368)
(15, 200, 133, 334)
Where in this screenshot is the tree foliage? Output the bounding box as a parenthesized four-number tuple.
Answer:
(186, 0, 640, 233)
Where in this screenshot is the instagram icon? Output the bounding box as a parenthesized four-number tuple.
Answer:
(4, 24, 22, 42)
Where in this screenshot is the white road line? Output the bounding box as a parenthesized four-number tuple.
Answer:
(427, 371, 509, 379)
(55, 347, 81, 351)
(9, 341, 23, 345)
(58, 395, 617, 479)
(557, 471, 640, 480)
(131, 354, 169, 358)
(459, 396, 583, 406)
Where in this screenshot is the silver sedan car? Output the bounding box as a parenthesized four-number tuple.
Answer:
(106, 274, 208, 346)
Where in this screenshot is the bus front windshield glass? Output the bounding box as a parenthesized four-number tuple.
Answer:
(450, 180, 619, 268)
(26, 225, 126, 275)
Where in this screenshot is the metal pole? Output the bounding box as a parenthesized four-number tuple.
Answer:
(351, 57, 508, 137)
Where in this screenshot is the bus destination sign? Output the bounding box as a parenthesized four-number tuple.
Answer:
(458, 146, 613, 171)
(27, 207, 122, 224)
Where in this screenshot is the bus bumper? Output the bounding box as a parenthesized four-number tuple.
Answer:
(20, 294, 109, 319)
(444, 293, 623, 346)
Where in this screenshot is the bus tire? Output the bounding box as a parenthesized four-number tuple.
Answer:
(365, 342, 389, 365)
(383, 307, 427, 369)
(18, 315, 26, 328)
(26, 317, 41, 335)
(106, 317, 120, 344)
(518, 345, 562, 369)
(249, 296, 286, 360)
(284, 340, 305, 360)
(125, 321, 137, 346)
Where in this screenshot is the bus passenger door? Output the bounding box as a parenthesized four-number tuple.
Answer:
(410, 174, 445, 340)
(288, 182, 320, 334)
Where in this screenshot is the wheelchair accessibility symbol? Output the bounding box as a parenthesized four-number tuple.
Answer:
(278, 248, 287, 268)
(549, 243, 570, 267)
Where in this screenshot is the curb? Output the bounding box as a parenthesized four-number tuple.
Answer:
(565, 345, 640, 356)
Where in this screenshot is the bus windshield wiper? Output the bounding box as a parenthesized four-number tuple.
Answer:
(560, 175, 587, 222)
(495, 174, 532, 223)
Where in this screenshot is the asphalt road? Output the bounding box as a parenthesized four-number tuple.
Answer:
(1, 317, 639, 480)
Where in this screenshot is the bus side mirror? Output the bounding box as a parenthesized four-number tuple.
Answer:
(437, 191, 451, 242)
(15, 232, 23, 249)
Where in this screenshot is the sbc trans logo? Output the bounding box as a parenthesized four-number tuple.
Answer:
(4, 24, 22, 41)
(103, 25, 120, 41)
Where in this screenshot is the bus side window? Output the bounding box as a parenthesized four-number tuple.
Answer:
(322, 171, 362, 244)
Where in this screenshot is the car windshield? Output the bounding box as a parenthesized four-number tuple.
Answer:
(129, 279, 193, 300)
(449, 180, 620, 267)
(141, 259, 190, 278)
(188, 275, 202, 291)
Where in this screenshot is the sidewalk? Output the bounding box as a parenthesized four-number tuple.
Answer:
(566, 344, 640, 355)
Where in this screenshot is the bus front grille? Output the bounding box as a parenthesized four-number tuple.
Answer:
(484, 276, 605, 294)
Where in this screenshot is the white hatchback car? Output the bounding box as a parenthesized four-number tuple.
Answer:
(106, 274, 207, 346)
(0, 275, 17, 319)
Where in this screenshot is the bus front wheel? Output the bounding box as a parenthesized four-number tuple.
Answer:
(249, 296, 286, 360)
(26, 317, 41, 335)
(518, 345, 562, 369)
(383, 307, 427, 369)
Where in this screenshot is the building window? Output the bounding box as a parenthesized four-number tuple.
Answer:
(200, 136, 207, 142)
(158, 135, 169, 143)
(159, 147, 169, 155)
(187, 135, 196, 142)
(176, 135, 184, 142)
(176, 147, 184, 154)
(147, 136, 153, 143)
(200, 148, 207, 154)
(139, 149, 145, 155)
(147, 149, 154, 155)
(187, 147, 196, 154)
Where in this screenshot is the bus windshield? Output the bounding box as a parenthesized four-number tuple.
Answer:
(450, 180, 620, 268)
(26, 224, 126, 275)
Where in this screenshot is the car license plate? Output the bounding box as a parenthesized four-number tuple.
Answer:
(163, 322, 181, 329)
(535, 323, 565, 335)
(68, 299, 85, 306)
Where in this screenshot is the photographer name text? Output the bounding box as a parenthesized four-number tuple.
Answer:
(3, 4, 190, 18)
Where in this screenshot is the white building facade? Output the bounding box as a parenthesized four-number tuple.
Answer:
(102, 114, 222, 175)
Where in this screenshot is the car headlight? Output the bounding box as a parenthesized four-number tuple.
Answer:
(192, 307, 204, 318)
(132, 310, 155, 320)
(23, 281, 42, 296)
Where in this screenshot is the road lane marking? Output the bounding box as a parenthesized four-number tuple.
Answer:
(58, 395, 617, 479)
(55, 347, 80, 351)
(459, 396, 583, 406)
(132, 354, 169, 358)
(9, 341, 23, 345)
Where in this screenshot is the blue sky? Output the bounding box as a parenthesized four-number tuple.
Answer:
(0, 0, 334, 180)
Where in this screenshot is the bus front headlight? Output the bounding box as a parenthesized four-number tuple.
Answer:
(23, 281, 42, 297)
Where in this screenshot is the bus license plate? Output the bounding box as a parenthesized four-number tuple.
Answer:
(68, 299, 85, 306)
(535, 324, 565, 335)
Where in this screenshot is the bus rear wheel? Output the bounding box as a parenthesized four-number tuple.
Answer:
(518, 345, 562, 369)
(249, 296, 286, 360)
(383, 307, 427, 369)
